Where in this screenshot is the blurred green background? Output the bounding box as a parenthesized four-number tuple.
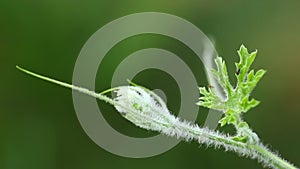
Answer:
(1, 0, 299, 169)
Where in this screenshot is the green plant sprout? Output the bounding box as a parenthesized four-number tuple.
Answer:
(16, 45, 298, 169)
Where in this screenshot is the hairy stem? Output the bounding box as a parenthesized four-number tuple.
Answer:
(16, 65, 298, 169)
(251, 145, 297, 169)
(169, 120, 296, 169)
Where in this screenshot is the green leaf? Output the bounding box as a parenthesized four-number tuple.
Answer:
(211, 57, 233, 97)
(236, 45, 258, 84)
(197, 87, 222, 110)
(198, 44, 265, 132)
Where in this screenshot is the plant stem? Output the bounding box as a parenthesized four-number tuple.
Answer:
(16, 66, 114, 104)
(16, 65, 298, 169)
(169, 120, 297, 169)
(251, 145, 297, 169)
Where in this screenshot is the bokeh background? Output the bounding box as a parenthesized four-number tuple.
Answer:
(1, 0, 299, 169)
